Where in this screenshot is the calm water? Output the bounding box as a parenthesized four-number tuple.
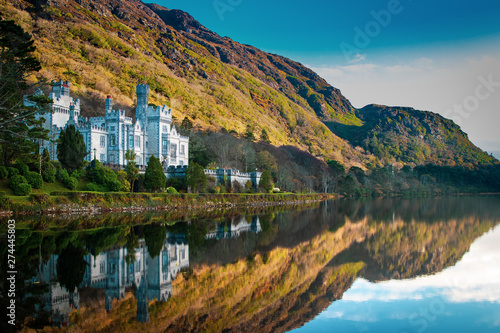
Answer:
(1, 196, 500, 332)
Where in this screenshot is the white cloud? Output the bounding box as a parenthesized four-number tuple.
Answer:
(339, 225, 500, 304)
(383, 64, 418, 73)
(350, 53, 367, 64)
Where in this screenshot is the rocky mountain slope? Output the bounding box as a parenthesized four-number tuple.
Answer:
(2, 0, 496, 169)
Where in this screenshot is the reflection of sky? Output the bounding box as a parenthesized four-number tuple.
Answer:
(292, 225, 500, 333)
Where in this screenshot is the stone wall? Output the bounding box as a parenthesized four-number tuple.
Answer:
(166, 167, 262, 189)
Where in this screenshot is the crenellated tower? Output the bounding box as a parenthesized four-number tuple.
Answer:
(105, 96, 113, 114)
(136, 84, 149, 125)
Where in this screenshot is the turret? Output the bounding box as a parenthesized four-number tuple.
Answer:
(105, 96, 113, 114)
(136, 84, 149, 124)
(51, 80, 71, 98)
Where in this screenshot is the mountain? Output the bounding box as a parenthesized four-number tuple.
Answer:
(328, 104, 495, 166)
(2, 0, 497, 170)
(27, 198, 498, 332)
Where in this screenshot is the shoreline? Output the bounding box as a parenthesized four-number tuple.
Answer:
(0, 192, 335, 216)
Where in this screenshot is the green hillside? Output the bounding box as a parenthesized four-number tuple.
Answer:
(1, 0, 499, 194)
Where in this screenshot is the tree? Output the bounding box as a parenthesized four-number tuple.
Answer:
(260, 129, 271, 143)
(41, 149, 56, 182)
(143, 223, 167, 259)
(184, 162, 206, 193)
(244, 125, 255, 141)
(144, 155, 166, 192)
(125, 150, 138, 192)
(327, 159, 345, 174)
(57, 242, 87, 293)
(180, 116, 193, 135)
(57, 124, 87, 173)
(258, 170, 274, 193)
(0, 19, 51, 166)
(257, 151, 278, 178)
(188, 133, 213, 167)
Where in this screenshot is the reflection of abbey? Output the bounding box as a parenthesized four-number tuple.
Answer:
(36, 80, 189, 167)
(25, 216, 261, 326)
(28, 232, 189, 325)
(82, 233, 189, 323)
(205, 215, 262, 240)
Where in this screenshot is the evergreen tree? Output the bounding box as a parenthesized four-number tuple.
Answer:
(57, 124, 87, 173)
(260, 129, 271, 143)
(125, 150, 138, 192)
(144, 155, 166, 192)
(143, 223, 167, 259)
(184, 162, 206, 193)
(244, 125, 255, 141)
(0, 19, 51, 165)
(180, 116, 193, 135)
(258, 170, 274, 193)
(57, 242, 87, 293)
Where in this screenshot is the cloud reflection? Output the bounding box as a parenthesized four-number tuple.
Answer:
(342, 225, 500, 305)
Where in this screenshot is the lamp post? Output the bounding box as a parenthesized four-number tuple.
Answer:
(91, 148, 97, 170)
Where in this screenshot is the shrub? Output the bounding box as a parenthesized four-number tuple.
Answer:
(0, 166, 8, 179)
(71, 168, 86, 180)
(9, 175, 27, 190)
(57, 168, 70, 183)
(7, 167, 19, 177)
(232, 180, 243, 193)
(14, 162, 29, 176)
(66, 177, 78, 190)
(26, 171, 43, 189)
(84, 183, 105, 192)
(57, 169, 77, 190)
(14, 183, 32, 196)
(165, 187, 178, 194)
(166, 177, 185, 191)
(30, 193, 50, 204)
(86, 164, 123, 192)
(116, 170, 130, 192)
(51, 160, 62, 171)
(42, 162, 56, 183)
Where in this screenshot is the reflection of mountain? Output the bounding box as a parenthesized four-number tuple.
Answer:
(16, 197, 500, 332)
(74, 197, 500, 333)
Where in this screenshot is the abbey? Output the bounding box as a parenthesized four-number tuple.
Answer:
(37, 80, 189, 168)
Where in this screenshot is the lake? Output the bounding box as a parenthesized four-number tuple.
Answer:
(1, 196, 499, 332)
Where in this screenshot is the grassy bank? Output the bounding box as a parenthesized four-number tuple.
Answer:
(0, 190, 333, 216)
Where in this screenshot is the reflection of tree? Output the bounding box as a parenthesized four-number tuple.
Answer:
(143, 223, 167, 258)
(41, 236, 56, 263)
(185, 220, 207, 255)
(83, 227, 127, 256)
(125, 227, 139, 265)
(56, 242, 87, 293)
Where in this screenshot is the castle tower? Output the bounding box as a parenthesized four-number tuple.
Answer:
(136, 243, 150, 323)
(105, 96, 113, 114)
(68, 102, 77, 124)
(136, 84, 149, 124)
(51, 80, 71, 98)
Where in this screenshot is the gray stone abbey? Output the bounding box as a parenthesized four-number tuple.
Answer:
(36, 80, 189, 168)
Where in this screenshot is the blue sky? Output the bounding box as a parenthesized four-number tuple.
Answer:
(145, 0, 500, 153)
